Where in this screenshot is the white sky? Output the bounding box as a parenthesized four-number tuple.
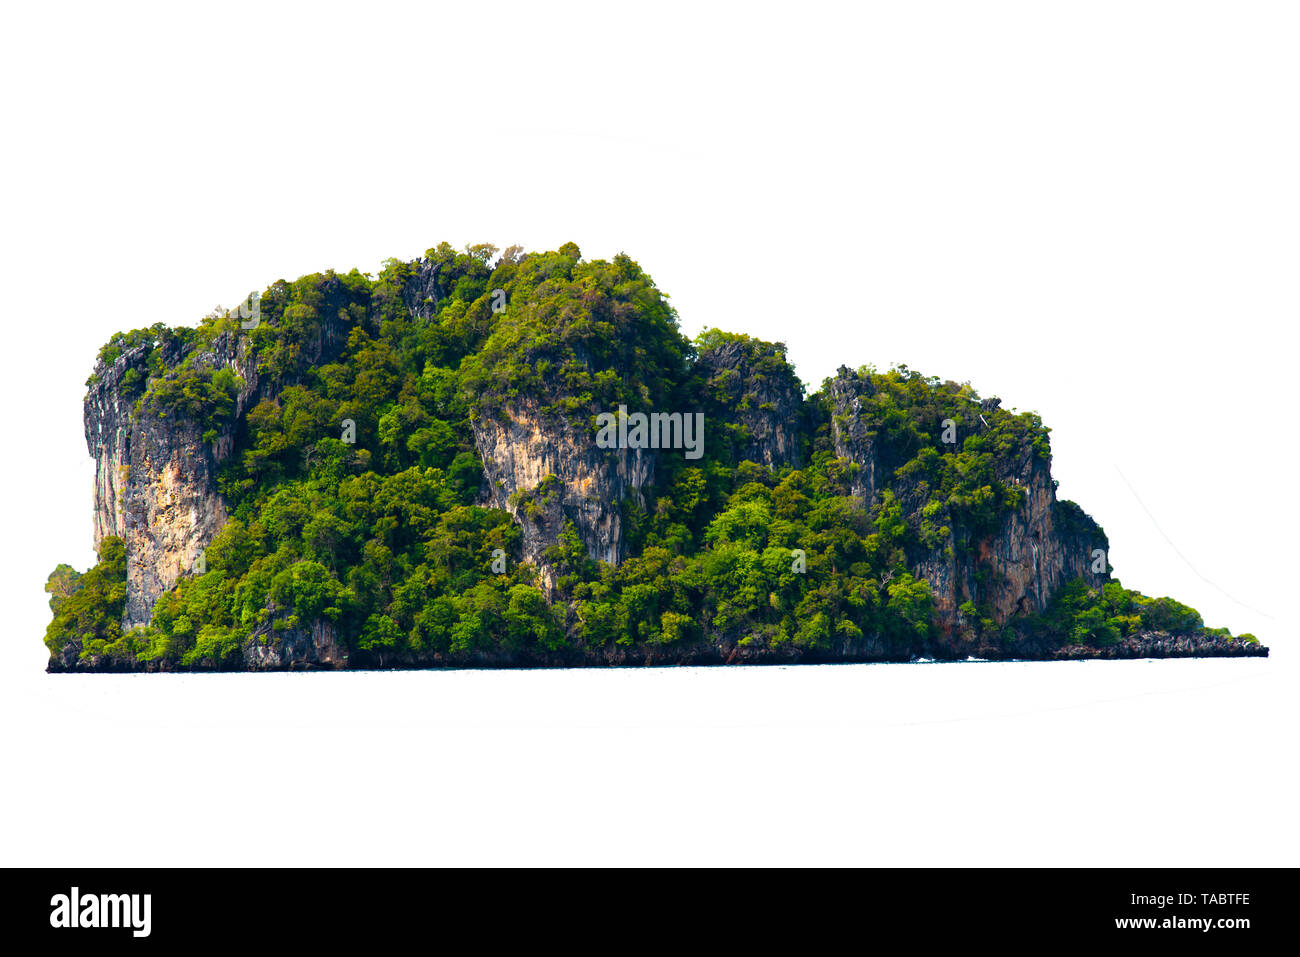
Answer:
(0, 1, 1295, 866)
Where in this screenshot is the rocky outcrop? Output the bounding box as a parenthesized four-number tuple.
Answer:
(913, 451, 1107, 630)
(697, 337, 803, 469)
(84, 336, 254, 628)
(403, 258, 442, 321)
(85, 277, 361, 629)
(470, 335, 804, 585)
(828, 369, 881, 501)
(828, 367, 1107, 642)
(472, 403, 653, 584)
(1053, 632, 1266, 660)
(243, 619, 349, 670)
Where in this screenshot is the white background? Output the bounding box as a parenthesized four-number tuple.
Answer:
(0, 0, 1295, 866)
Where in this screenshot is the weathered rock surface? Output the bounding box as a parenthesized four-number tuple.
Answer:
(913, 451, 1107, 630)
(84, 336, 252, 628)
(828, 367, 1107, 645)
(697, 337, 803, 470)
(828, 369, 881, 502)
(84, 279, 357, 629)
(472, 403, 653, 584)
(243, 619, 350, 670)
(1052, 632, 1266, 660)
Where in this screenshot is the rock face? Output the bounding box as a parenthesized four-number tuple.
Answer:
(243, 619, 349, 670)
(472, 403, 654, 584)
(469, 335, 807, 586)
(84, 334, 255, 628)
(913, 450, 1107, 629)
(1052, 632, 1267, 659)
(828, 367, 1107, 645)
(697, 337, 803, 469)
(403, 258, 442, 321)
(828, 370, 882, 502)
(85, 276, 359, 630)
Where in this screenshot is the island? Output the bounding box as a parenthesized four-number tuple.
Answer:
(45, 243, 1266, 670)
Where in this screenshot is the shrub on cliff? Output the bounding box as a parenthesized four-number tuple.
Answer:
(458, 246, 693, 421)
(43, 537, 130, 661)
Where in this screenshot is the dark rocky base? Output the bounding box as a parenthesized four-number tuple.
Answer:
(47, 630, 1267, 673)
(1050, 632, 1269, 660)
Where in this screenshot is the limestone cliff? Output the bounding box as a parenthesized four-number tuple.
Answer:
(828, 366, 1107, 653)
(84, 276, 358, 629)
(84, 334, 255, 627)
(828, 370, 883, 502)
(696, 335, 804, 470)
(912, 450, 1107, 644)
(472, 403, 654, 583)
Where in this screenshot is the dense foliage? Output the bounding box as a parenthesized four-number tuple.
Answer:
(44, 537, 141, 661)
(46, 244, 1255, 667)
(1019, 579, 1256, 648)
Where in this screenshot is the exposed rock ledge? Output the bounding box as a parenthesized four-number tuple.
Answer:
(1051, 633, 1268, 660)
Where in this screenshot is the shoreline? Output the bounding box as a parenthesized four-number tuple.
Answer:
(48, 631, 1268, 674)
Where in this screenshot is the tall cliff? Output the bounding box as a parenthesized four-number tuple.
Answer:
(912, 451, 1105, 629)
(84, 333, 252, 627)
(82, 274, 360, 629)
(828, 366, 1106, 655)
(44, 244, 1265, 671)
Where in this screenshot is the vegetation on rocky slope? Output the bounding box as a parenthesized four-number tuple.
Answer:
(46, 244, 1258, 668)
